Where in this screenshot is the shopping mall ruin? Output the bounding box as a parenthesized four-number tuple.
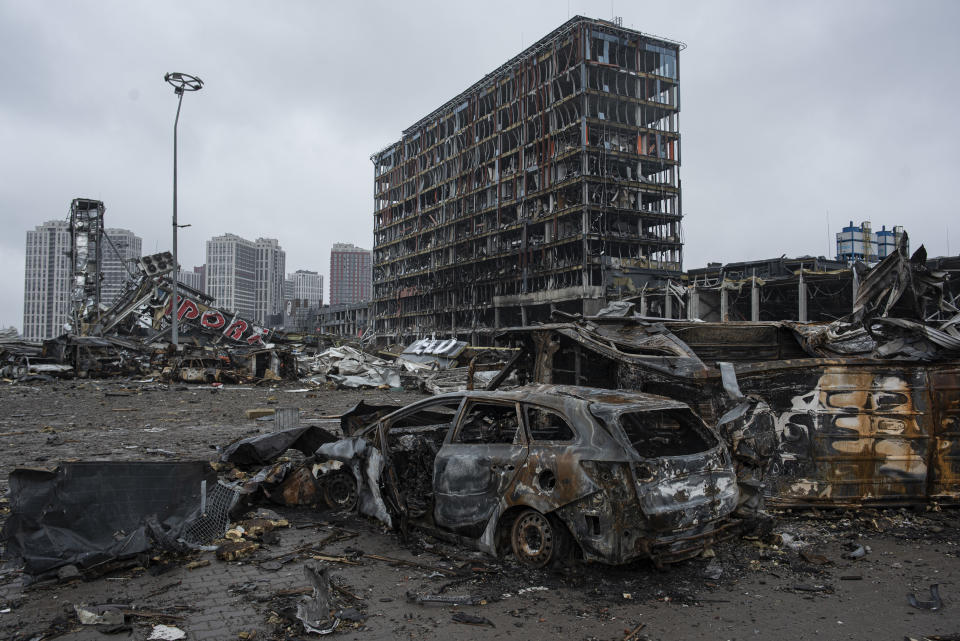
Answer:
(371, 16, 683, 344)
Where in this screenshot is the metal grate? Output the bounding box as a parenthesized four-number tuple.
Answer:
(182, 481, 240, 545)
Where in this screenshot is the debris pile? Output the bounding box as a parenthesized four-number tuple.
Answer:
(3, 258, 519, 394)
(495, 239, 960, 509)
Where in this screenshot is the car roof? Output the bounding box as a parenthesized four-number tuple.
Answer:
(433, 384, 689, 413)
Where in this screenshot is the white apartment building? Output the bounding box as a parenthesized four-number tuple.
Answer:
(205, 233, 258, 320)
(255, 238, 286, 324)
(22, 220, 72, 340)
(177, 267, 204, 293)
(289, 269, 323, 307)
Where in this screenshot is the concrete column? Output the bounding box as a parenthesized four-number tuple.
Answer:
(751, 276, 759, 322)
(798, 271, 808, 322)
(720, 287, 729, 323)
(664, 286, 672, 319)
(640, 293, 648, 316)
(851, 265, 859, 311)
(687, 288, 700, 320)
(520, 305, 528, 326)
(494, 306, 501, 328)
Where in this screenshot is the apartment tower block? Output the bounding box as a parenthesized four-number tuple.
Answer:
(22, 220, 71, 340)
(329, 243, 372, 306)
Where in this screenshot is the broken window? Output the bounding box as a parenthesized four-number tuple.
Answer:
(454, 402, 520, 444)
(525, 406, 575, 442)
(617, 409, 716, 457)
(389, 399, 463, 430)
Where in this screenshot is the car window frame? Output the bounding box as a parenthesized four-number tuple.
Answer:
(450, 399, 526, 446)
(522, 403, 579, 443)
(358, 395, 465, 442)
(382, 395, 466, 434)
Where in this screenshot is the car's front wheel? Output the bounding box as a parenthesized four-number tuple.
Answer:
(509, 508, 570, 568)
(322, 470, 358, 511)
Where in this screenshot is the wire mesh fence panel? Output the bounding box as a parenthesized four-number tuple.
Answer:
(182, 481, 240, 545)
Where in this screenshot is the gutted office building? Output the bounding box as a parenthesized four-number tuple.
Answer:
(371, 16, 684, 343)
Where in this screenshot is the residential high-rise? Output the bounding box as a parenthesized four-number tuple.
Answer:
(255, 238, 286, 324)
(101, 228, 142, 305)
(178, 266, 204, 293)
(330, 243, 372, 305)
(371, 16, 683, 341)
(204, 233, 258, 320)
(289, 270, 323, 307)
(22, 220, 72, 340)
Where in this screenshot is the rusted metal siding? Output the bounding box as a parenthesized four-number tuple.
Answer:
(732, 363, 935, 506)
(929, 368, 960, 502)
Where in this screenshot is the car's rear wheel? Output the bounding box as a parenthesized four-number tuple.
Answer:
(510, 508, 569, 568)
(322, 470, 358, 511)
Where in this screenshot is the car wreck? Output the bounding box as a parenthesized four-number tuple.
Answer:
(314, 384, 740, 567)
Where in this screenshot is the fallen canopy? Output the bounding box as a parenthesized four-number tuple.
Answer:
(3, 461, 220, 581)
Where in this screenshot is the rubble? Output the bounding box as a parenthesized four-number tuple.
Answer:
(295, 565, 340, 635)
(2, 236, 959, 638)
(493, 239, 960, 509)
(0, 380, 957, 640)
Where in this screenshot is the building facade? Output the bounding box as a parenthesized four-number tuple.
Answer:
(204, 233, 258, 320)
(289, 269, 323, 307)
(836, 221, 908, 264)
(371, 16, 683, 342)
(255, 238, 286, 324)
(318, 302, 371, 338)
(330, 243, 372, 306)
(101, 228, 142, 305)
(22, 220, 72, 340)
(177, 266, 204, 293)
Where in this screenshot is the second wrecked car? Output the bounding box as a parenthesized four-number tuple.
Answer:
(319, 384, 740, 567)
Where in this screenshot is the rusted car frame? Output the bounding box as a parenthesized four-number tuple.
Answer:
(334, 385, 739, 567)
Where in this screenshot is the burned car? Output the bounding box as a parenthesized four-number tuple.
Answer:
(321, 384, 740, 567)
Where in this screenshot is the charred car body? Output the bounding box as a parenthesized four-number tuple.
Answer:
(319, 385, 739, 567)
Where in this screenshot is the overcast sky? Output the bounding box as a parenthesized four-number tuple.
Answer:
(2, 0, 958, 331)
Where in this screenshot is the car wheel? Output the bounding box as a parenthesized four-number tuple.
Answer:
(322, 470, 358, 511)
(510, 508, 569, 568)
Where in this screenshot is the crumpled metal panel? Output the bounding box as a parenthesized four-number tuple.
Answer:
(732, 362, 959, 507)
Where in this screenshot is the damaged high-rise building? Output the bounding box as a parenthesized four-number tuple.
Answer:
(371, 16, 683, 343)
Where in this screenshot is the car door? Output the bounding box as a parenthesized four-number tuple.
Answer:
(519, 403, 580, 500)
(374, 396, 466, 519)
(433, 399, 527, 536)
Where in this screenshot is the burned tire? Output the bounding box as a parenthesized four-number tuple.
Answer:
(509, 508, 569, 568)
(322, 470, 358, 511)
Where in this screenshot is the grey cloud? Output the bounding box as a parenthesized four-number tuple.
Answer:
(1, 0, 958, 329)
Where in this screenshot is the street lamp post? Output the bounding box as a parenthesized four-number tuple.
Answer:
(164, 72, 203, 348)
